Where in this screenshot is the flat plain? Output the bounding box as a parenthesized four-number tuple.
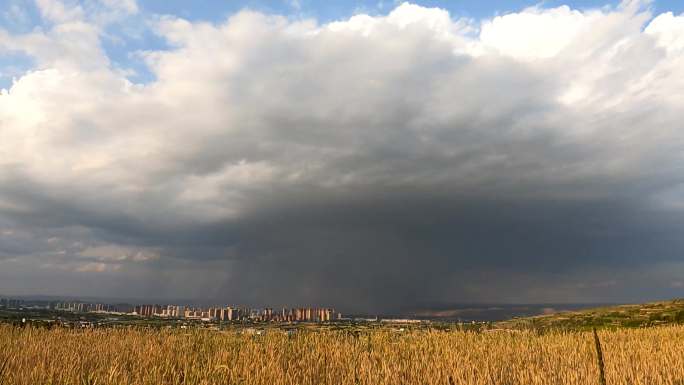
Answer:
(1, 323, 684, 385)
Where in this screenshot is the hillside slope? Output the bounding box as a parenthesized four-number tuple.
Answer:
(496, 299, 684, 330)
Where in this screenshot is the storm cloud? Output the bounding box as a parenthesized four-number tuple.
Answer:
(1, 0, 684, 312)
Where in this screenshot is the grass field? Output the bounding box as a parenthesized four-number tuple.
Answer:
(1, 324, 684, 385)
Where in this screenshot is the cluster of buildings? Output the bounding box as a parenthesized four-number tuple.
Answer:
(0, 298, 25, 309)
(55, 302, 132, 314)
(47, 300, 340, 323)
(1, 297, 342, 323)
(0, 298, 134, 313)
(133, 304, 340, 322)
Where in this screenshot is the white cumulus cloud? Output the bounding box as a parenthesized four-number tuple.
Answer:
(0, 0, 683, 308)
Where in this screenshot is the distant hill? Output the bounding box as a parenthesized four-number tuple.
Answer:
(496, 299, 684, 330)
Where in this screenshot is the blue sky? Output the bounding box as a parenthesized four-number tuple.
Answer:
(1, 0, 683, 87)
(2, 1, 683, 32)
(136, 0, 684, 22)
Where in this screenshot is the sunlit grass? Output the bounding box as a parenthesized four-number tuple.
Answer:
(1, 324, 683, 384)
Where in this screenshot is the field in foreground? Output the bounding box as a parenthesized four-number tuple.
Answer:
(1, 325, 684, 385)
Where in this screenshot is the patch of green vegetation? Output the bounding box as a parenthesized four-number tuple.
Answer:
(496, 299, 684, 331)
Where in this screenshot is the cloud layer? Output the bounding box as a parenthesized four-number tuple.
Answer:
(1, 0, 684, 311)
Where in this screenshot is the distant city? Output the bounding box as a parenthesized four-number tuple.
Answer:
(0, 297, 341, 323)
(1, 296, 614, 324)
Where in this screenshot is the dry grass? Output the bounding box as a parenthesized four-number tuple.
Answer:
(1, 324, 684, 384)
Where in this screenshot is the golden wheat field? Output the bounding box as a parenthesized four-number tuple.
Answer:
(1, 324, 683, 385)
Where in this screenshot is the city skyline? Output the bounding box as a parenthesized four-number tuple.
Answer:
(1, 296, 342, 322)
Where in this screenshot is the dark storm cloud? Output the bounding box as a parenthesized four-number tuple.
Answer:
(180, 188, 683, 312)
(1, 1, 684, 311)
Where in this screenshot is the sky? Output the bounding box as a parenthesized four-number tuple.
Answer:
(0, 0, 684, 313)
